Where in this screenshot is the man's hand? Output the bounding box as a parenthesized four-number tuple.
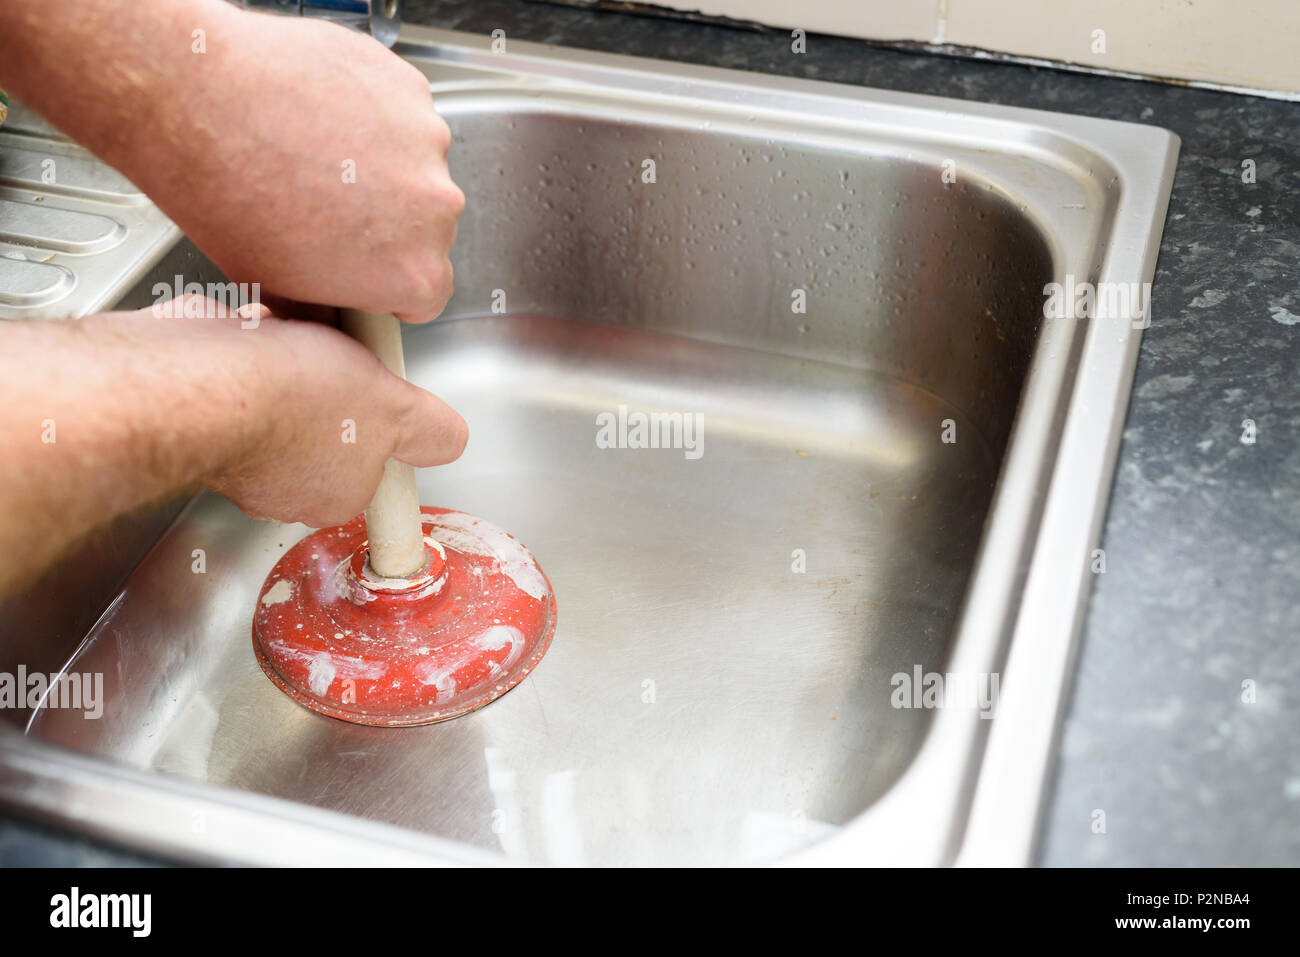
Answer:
(0, 300, 468, 596)
(203, 307, 469, 527)
(0, 0, 465, 323)
(165, 12, 466, 324)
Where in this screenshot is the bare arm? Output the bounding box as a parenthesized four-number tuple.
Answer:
(0, 1, 471, 594)
(0, 301, 467, 597)
(0, 0, 464, 323)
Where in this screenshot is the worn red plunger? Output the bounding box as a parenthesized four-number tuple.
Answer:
(251, 310, 556, 727)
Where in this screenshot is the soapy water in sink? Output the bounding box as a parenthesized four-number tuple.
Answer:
(30, 314, 1000, 866)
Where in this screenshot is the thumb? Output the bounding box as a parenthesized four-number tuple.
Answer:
(391, 382, 469, 467)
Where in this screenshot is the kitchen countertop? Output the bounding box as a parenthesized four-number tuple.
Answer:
(4, 0, 1296, 867)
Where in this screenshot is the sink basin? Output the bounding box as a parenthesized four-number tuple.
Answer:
(0, 26, 1177, 866)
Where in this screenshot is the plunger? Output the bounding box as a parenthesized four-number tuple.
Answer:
(251, 309, 557, 727)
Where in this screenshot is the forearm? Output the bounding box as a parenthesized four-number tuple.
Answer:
(0, 0, 240, 162)
(0, 0, 274, 278)
(0, 314, 265, 596)
(4, 0, 462, 322)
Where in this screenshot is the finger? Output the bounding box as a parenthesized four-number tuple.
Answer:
(395, 258, 455, 326)
(393, 309, 436, 326)
(235, 300, 273, 327)
(390, 383, 469, 467)
(434, 258, 455, 318)
(148, 294, 236, 320)
(254, 293, 339, 326)
(127, 296, 265, 337)
(392, 275, 449, 325)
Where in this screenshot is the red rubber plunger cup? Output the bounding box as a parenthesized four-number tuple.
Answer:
(251, 311, 556, 727)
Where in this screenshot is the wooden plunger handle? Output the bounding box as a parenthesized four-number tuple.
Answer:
(339, 309, 427, 579)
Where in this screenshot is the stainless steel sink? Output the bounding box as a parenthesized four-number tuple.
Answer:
(0, 26, 1178, 865)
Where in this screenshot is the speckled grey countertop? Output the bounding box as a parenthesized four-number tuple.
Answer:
(4, 0, 1296, 867)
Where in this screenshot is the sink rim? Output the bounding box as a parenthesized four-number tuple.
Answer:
(0, 26, 1179, 867)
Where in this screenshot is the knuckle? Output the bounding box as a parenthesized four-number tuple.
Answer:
(446, 181, 466, 218)
(405, 62, 432, 98)
(399, 256, 435, 306)
(419, 171, 462, 215)
(428, 262, 454, 317)
(430, 113, 452, 147)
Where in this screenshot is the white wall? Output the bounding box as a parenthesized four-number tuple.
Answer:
(649, 0, 1300, 97)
